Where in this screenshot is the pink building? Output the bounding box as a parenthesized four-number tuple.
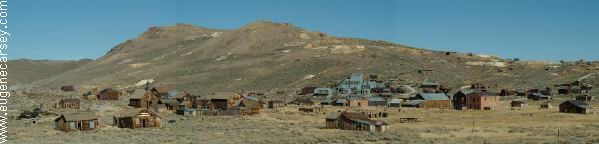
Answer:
(466, 91, 500, 110)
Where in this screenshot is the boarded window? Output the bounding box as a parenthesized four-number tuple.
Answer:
(89, 120, 95, 129)
(69, 122, 76, 129)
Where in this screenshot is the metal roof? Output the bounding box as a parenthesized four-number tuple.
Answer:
(403, 100, 426, 105)
(417, 93, 449, 100)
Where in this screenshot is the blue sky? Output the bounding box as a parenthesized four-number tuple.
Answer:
(9, 0, 599, 61)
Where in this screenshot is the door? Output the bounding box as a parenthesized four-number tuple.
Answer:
(78, 122, 82, 130)
(142, 118, 147, 127)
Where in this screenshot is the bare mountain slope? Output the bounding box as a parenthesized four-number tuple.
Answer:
(27, 21, 598, 96)
(8, 59, 91, 86)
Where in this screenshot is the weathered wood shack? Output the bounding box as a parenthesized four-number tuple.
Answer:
(511, 101, 526, 107)
(235, 100, 262, 115)
(151, 85, 171, 98)
(54, 111, 98, 132)
(61, 85, 75, 92)
(59, 98, 80, 109)
(576, 95, 593, 102)
(325, 112, 389, 132)
(559, 100, 592, 114)
(113, 108, 162, 129)
(98, 88, 120, 100)
(452, 89, 472, 110)
(466, 91, 501, 110)
(268, 100, 285, 109)
(415, 93, 451, 109)
(129, 89, 160, 109)
(367, 97, 386, 106)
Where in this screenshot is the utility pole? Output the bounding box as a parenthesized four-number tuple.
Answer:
(472, 119, 475, 133)
(557, 128, 560, 144)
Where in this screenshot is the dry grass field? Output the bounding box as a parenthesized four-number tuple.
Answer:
(7, 95, 599, 144)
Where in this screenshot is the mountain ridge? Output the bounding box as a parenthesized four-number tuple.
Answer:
(9, 21, 598, 98)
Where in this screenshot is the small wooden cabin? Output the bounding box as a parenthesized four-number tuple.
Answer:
(151, 85, 171, 98)
(58, 98, 80, 109)
(128, 89, 160, 109)
(54, 111, 98, 132)
(61, 86, 75, 92)
(511, 101, 526, 107)
(268, 100, 285, 109)
(325, 111, 389, 132)
(415, 93, 451, 109)
(559, 100, 592, 114)
(98, 88, 120, 100)
(113, 108, 162, 129)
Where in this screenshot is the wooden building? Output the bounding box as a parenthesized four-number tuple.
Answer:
(58, 98, 80, 109)
(511, 101, 526, 107)
(151, 85, 171, 98)
(528, 93, 550, 101)
(576, 95, 593, 102)
(346, 98, 369, 107)
(86, 86, 102, 100)
(367, 97, 386, 107)
(268, 100, 285, 109)
(500, 89, 516, 96)
(325, 111, 389, 132)
(235, 100, 262, 115)
(61, 85, 75, 92)
(54, 111, 98, 132)
(388, 99, 402, 107)
(415, 93, 451, 109)
(452, 89, 472, 110)
(287, 97, 315, 106)
(402, 100, 426, 108)
(113, 108, 162, 129)
(158, 99, 182, 112)
(420, 80, 440, 90)
(540, 101, 553, 109)
(98, 88, 120, 100)
(128, 89, 160, 109)
(466, 91, 500, 110)
(559, 100, 592, 114)
(202, 92, 244, 110)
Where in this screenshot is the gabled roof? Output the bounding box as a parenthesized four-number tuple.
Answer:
(417, 93, 449, 100)
(421, 80, 440, 86)
(389, 99, 402, 104)
(335, 99, 347, 104)
(367, 97, 385, 102)
(339, 112, 386, 126)
(563, 100, 591, 109)
(160, 99, 180, 106)
(54, 111, 97, 122)
(152, 85, 170, 93)
(203, 92, 237, 100)
(349, 73, 364, 81)
(60, 98, 80, 103)
(326, 112, 341, 119)
(114, 108, 161, 118)
(239, 100, 262, 108)
(130, 89, 148, 99)
(99, 88, 119, 95)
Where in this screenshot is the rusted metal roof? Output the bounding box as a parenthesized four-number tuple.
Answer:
(54, 111, 97, 122)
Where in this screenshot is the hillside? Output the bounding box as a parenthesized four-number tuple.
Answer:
(19, 21, 599, 97)
(7, 59, 91, 86)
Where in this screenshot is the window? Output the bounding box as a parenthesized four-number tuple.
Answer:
(90, 120, 95, 129)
